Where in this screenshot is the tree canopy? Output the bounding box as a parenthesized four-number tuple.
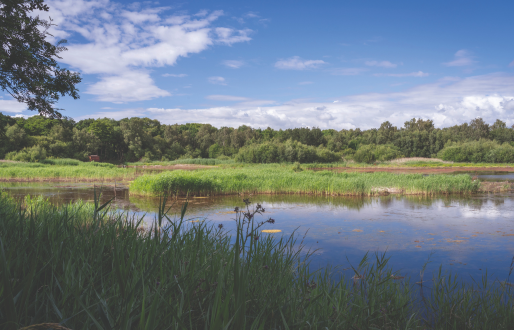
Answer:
(2, 115, 514, 164)
(0, 0, 81, 118)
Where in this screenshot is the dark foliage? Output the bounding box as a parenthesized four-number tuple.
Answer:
(1, 115, 514, 163)
(0, 0, 81, 118)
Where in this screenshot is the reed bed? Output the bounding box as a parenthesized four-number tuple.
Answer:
(2, 193, 514, 329)
(130, 167, 480, 197)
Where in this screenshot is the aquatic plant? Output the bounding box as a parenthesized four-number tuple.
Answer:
(1, 193, 514, 329)
(130, 166, 480, 197)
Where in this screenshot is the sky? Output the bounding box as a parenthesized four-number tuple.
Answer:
(1, 0, 514, 130)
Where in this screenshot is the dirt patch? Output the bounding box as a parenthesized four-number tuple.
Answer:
(389, 157, 451, 164)
(314, 166, 514, 175)
(371, 187, 404, 195)
(478, 181, 513, 193)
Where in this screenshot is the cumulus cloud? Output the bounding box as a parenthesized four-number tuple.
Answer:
(275, 56, 326, 70)
(87, 71, 170, 102)
(444, 49, 476, 67)
(99, 73, 514, 130)
(43, 0, 252, 102)
(365, 60, 397, 68)
(208, 76, 227, 85)
(75, 108, 146, 120)
(0, 99, 26, 113)
(162, 73, 187, 77)
(222, 60, 245, 68)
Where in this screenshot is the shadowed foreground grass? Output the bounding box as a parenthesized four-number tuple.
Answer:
(1, 193, 514, 329)
(130, 167, 480, 197)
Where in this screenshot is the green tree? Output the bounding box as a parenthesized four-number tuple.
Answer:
(1, 0, 81, 118)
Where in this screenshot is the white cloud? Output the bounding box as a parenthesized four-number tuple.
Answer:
(365, 60, 397, 68)
(205, 95, 274, 106)
(86, 71, 170, 102)
(75, 108, 145, 121)
(275, 56, 326, 70)
(444, 49, 476, 67)
(43, 1, 251, 103)
(245, 12, 259, 18)
(215, 27, 252, 45)
(375, 71, 429, 77)
(206, 95, 249, 101)
(298, 81, 314, 85)
(330, 68, 367, 75)
(106, 73, 514, 130)
(222, 60, 245, 68)
(0, 99, 26, 113)
(208, 76, 227, 85)
(509, 60, 514, 67)
(162, 73, 187, 77)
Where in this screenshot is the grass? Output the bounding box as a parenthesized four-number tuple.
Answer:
(2, 192, 514, 329)
(129, 158, 236, 166)
(130, 165, 480, 197)
(41, 158, 81, 166)
(0, 160, 137, 181)
(1, 158, 513, 182)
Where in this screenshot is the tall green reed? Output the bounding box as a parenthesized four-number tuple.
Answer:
(1, 191, 514, 329)
(130, 167, 480, 197)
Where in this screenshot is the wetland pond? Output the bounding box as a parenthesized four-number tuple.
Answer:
(2, 174, 514, 283)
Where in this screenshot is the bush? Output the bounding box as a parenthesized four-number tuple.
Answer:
(351, 144, 403, 164)
(438, 140, 514, 163)
(353, 145, 376, 164)
(5, 145, 47, 162)
(374, 144, 403, 161)
(235, 140, 340, 163)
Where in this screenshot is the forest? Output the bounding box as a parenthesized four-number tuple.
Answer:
(2, 112, 514, 163)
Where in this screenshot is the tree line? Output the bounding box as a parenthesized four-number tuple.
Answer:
(2, 112, 514, 163)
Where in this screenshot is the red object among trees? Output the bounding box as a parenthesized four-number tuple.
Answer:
(88, 155, 100, 162)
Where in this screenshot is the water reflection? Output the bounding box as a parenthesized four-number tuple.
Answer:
(2, 181, 514, 282)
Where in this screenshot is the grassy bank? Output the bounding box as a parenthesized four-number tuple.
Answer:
(2, 193, 514, 329)
(0, 160, 137, 181)
(130, 166, 480, 197)
(129, 158, 235, 166)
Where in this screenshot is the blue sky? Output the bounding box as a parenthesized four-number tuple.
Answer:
(1, 0, 514, 129)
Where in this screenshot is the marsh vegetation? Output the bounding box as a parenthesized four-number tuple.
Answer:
(1, 193, 514, 329)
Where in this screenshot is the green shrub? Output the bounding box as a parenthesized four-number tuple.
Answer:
(353, 145, 376, 164)
(5, 145, 47, 162)
(438, 140, 514, 163)
(235, 140, 340, 164)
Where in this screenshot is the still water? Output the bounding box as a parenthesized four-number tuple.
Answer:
(2, 181, 514, 282)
